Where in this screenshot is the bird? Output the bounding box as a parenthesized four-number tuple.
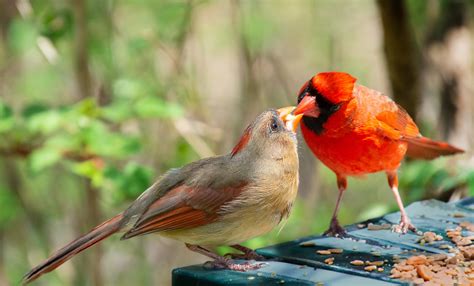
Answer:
(23, 108, 303, 284)
(292, 71, 464, 236)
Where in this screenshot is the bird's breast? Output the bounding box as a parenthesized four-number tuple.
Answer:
(159, 163, 299, 246)
(301, 123, 407, 176)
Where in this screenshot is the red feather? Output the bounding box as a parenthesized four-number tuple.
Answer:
(311, 72, 356, 103)
(404, 136, 464, 160)
(23, 214, 123, 284)
(231, 125, 252, 157)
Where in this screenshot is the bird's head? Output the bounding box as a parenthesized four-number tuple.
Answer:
(230, 108, 302, 159)
(293, 72, 356, 118)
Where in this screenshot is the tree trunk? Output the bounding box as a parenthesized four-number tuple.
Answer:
(424, 0, 472, 147)
(72, 0, 103, 285)
(0, 0, 16, 44)
(232, 0, 264, 136)
(376, 0, 421, 118)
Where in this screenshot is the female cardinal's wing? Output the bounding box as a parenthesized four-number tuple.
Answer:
(122, 177, 247, 239)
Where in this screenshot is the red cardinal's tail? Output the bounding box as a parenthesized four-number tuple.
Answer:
(404, 136, 464, 160)
(23, 213, 123, 284)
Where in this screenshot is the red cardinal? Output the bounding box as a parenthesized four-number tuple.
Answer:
(23, 108, 303, 284)
(293, 72, 463, 235)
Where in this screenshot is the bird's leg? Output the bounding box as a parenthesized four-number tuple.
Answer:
(227, 244, 265, 261)
(185, 243, 264, 271)
(323, 175, 347, 237)
(386, 171, 417, 233)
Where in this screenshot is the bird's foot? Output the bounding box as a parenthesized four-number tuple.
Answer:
(392, 215, 417, 234)
(204, 257, 266, 271)
(323, 218, 347, 237)
(225, 251, 265, 261)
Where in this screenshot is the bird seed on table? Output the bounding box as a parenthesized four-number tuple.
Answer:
(350, 260, 365, 266)
(316, 250, 331, 255)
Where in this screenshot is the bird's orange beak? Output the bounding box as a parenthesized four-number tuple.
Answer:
(293, 95, 320, 118)
(277, 106, 303, 133)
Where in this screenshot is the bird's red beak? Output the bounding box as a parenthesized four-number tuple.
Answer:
(277, 106, 303, 132)
(293, 95, 320, 118)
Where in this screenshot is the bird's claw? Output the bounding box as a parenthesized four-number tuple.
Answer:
(225, 251, 266, 261)
(392, 216, 417, 234)
(204, 258, 266, 271)
(323, 218, 347, 237)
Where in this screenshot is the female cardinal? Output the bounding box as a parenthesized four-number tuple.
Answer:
(23, 108, 303, 284)
(293, 72, 463, 236)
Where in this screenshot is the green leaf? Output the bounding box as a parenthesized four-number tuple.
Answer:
(75, 98, 100, 117)
(72, 160, 104, 187)
(467, 171, 474, 197)
(39, 8, 73, 41)
(103, 163, 154, 202)
(122, 163, 153, 198)
(154, 2, 190, 43)
(0, 187, 19, 226)
(0, 101, 15, 133)
(78, 121, 141, 157)
(14, 67, 62, 101)
(26, 109, 63, 134)
(127, 37, 151, 55)
(101, 101, 134, 122)
(240, 2, 274, 53)
(171, 139, 198, 167)
(28, 147, 62, 173)
(8, 19, 38, 54)
(112, 78, 149, 99)
(21, 103, 49, 118)
(134, 96, 183, 118)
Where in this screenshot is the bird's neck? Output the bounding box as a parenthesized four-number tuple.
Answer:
(302, 97, 356, 136)
(302, 96, 342, 135)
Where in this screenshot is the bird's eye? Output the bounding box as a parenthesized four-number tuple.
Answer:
(270, 118, 279, 132)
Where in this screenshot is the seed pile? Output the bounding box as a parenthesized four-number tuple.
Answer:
(417, 231, 443, 245)
(350, 259, 386, 272)
(390, 221, 474, 285)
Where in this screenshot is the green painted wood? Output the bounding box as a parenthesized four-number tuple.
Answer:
(172, 198, 473, 285)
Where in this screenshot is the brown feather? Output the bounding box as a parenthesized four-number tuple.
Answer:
(23, 214, 123, 284)
(122, 183, 248, 239)
(128, 206, 217, 236)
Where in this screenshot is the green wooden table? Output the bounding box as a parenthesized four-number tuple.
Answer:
(173, 198, 474, 285)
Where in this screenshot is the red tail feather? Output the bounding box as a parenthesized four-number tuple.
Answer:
(404, 136, 464, 160)
(23, 213, 123, 284)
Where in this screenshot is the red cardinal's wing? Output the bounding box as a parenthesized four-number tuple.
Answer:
(122, 183, 246, 239)
(375, 105, 420, 139)
(353, 85, 419, 140)
(372, 94, 463, 159)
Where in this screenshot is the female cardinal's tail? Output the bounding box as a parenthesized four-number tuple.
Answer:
(404, 136, 464, 160)
(23, 213, 123, 284)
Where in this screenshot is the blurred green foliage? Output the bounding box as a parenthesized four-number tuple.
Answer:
(0, 92, 182, 193)
(400, 160, 474, 200)
(0, 0, 472, 285)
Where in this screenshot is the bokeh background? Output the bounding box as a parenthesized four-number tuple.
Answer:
(0, 0, 473, 285)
